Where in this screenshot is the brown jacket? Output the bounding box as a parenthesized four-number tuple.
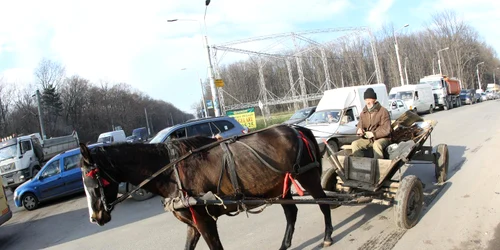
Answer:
(356, 102, 392, 140)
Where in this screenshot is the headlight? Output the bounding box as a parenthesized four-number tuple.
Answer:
(1, 163, 15, 172)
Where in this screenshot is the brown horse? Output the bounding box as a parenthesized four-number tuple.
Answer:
(78, 124, 334, 250)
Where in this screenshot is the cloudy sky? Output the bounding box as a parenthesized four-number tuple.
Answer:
(0, 0, 498, 114)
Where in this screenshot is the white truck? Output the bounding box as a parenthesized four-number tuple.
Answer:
(389, 84, 435, 114)
(419, 74, 462, 110)
(0, 131, 79, 191)
(304, 83, 391, 154)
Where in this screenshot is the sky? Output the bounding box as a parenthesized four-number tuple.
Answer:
(0, 0, 498, 115)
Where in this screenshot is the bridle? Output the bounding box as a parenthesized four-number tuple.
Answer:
(85, 163, 118, 213)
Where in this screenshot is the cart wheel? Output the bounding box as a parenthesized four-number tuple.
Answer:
(394, 175, 424, 229)
(321, 168, 340, 209)
(434, 144, 449, 184)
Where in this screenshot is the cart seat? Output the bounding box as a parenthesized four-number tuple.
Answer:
(340, 144, 391, 159)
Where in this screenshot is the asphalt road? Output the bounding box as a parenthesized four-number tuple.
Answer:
(1, 100, 499, 250)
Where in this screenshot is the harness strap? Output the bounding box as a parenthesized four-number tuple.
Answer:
(220, 142, 242, 196)
(234, 141, 285, 174)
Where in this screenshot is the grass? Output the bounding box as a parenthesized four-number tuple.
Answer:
(254, 111, 295, 130)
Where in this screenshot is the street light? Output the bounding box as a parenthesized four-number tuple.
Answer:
(393, 24, 409, 86)
(476, 61, 485, 90)
(404, 57, 409, 85)
(437, 47, 449, 75)
(167, 1, 221, 117)
(181, 68, 208, 118)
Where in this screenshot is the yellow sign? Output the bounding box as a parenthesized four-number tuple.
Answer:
(215, 79, 224, 87)
(226, 108, 256, 129)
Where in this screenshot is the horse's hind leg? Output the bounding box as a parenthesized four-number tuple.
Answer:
(296, 169, 334, 247)
(279, 191, 299, 250)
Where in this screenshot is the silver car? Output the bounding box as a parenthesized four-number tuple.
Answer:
(118, 116, 249, 201)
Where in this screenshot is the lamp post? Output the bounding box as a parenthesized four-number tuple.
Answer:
(181, 68, 208, 118)
(32, 90, 46, 139)
(476, 61, 484, 90)
(494, 67, 499, 85)
(437, 47, 449, 75)
(393, 24, 409, 86)
(167, 1, 221, 117)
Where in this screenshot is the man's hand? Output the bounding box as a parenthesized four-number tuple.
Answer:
(357, 128, 364, 136)
(365, 131, 374, 139)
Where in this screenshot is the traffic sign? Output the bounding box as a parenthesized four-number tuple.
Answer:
(215, 79, 224, 87)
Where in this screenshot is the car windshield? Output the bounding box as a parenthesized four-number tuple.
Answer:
(0, 144, 17, 161)
(307, 110, 341, 124)
(420, 80, 441, 89)
(389, 91, 413, 100)
(290, 109, 312, 119)
(149, 127, 173, 143)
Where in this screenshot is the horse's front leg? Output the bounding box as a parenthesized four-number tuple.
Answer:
(280, 191, 299, 250)
(172, 211, 201, 250)
(191, 207, 224, 250)
(185, 224, 201, 250)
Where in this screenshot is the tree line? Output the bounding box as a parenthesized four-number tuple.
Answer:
(215, 11, 500, 114)
(0, 58, 194, 143)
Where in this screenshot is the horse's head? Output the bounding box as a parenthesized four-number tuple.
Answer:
(79, 143, 120, 226)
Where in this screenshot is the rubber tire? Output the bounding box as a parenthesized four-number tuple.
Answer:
(326, 140, 339, 157)
(22, 193, 39, 211)
(32, 167, 40, 178)
(429, 105, 433, 114)
(434, 144, 449, 184)
(443, 101, 449, 110)
(394, 175, 424, 229)
(413, 108, 418, 114)
(321, 168, 340, 209)
(129, 184, 155, 201)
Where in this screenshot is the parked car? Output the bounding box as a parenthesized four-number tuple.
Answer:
(460, 89, 477, 105)
(12, 143, 102, 211)
(388, 99, 410, 119)
(481, 93, 488, 102)
(475, 93, 482, 103)
(283, 106, 316, 125)
(149, 116, 248, 144)
(132, 127, 149, 142)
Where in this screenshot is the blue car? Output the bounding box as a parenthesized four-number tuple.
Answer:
(13, 143, 102, 210)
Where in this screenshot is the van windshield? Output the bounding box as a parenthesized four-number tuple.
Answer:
(0, 144, 17, 161)
(389, 91, 413, 100)
(307, 110, 341, 124)
(97, 136, 113, 144)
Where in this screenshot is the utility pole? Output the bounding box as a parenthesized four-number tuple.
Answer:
(35, 90, 46, 139)
(476, 61, 484, 90)
(404, 57, 409, 85)
(144, 108, 151, 136)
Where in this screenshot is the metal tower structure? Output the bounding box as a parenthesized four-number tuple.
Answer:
(210, 26, 382, 112)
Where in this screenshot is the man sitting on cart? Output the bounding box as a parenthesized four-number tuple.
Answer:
(352, 88, 392, 159)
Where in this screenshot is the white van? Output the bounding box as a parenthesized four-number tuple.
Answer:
(389, 84, 434, 114)
(305, 83, 390, 152)
(97, 130, 127, 144)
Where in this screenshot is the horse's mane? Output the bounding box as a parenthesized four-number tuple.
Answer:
(167, 136, 218, 155)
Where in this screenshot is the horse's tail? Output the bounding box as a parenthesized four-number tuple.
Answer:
(291, 125, 322, 174)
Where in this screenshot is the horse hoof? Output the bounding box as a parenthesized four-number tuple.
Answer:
(323, 240, 333, 248)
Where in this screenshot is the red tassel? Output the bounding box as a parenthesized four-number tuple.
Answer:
(282, 173, 304, 198)
(86, 169, 110, 187)
(189, 207, 198, 226)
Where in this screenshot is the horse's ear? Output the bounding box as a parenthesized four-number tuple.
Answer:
(79, 143, 91, 165)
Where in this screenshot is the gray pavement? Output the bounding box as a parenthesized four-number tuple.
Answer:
(0, 100, 499, 250)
